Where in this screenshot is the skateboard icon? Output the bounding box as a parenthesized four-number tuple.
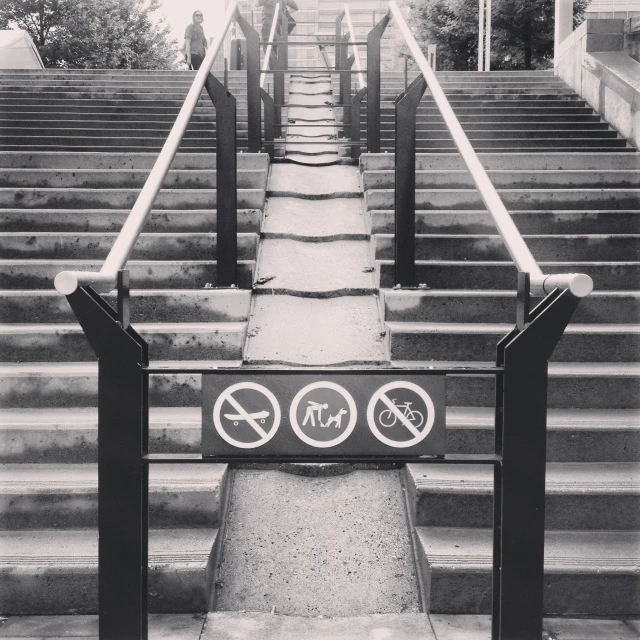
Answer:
(223, 409, 270, 426)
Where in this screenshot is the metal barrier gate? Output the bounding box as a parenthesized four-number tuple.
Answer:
(64, 271, 583, 640)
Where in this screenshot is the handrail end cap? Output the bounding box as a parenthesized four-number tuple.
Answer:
(54, 271, 79, 296)
(543, 273, 593, 298)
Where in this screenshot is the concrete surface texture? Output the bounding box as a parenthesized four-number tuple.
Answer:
(2, 614, 640, 639)
(213, 469, 420, 616)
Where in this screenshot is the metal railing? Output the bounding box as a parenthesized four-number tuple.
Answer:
(260, 2, 281, 88)
(388, 0, 593, 299)
(344, 5, 365, 90)
(54, 2, 240, 296)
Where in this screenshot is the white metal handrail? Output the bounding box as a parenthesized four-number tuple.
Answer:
(260, 2, 281, 89)
(54, 2, 239, 295)
(388, 0, 593, 298)
(344, 5, 365, 90)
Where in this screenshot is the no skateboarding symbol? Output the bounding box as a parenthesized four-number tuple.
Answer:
(213, 382, 281, 449)
(367, 381, 436, 448)
(289, 381, 357, 448)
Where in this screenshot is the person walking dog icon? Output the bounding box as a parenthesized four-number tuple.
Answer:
(302, 401, 328, 427)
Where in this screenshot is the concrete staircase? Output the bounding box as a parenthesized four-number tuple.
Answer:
(353, 70, 637, 153)
(0, 69, 253, 152)
(361, 72, 640, 616)
(0, 70, 270, 614)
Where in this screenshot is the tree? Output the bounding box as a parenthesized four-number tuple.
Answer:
(0, 0, 178, 69)
(402, 0, 589, 70)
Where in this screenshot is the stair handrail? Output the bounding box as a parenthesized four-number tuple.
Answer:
(388, 0, 593, 298)
(54, 1, 239, 296)
(344, 4, 365, 90)
(260, 2, 281, 89)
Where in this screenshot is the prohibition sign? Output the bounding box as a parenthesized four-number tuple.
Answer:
(367, 381, 436, 448)
(289, 381, 357, 448)
(213, 382, 281, 449)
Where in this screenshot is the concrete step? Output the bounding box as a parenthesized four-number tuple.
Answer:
(0, 118, 223, 131)
(375, 120, 612, 132)
(363, 170, 640, 190)
(397, 139, 632, 151)
(0, 528, 219, 614)
(442, 406, 640, 462)
(0, 151, 270, 171)
(381, 99, 588, 109)
(374, 234, 639, 262)
(0, 169, 266, 190)
(406, 462, 640, 530)
(253, 240, 376, 296)
(1, 361, 637, 409)
(381, 130, 622, 142)
(0, 232, 258, 261)
(0, 463, 226, 529)
(268, 163, 361, 198)
(0, 321, 246, 362)
(370, 210, 640, 235)
(377, 260, 639, 291)
(360, 152, 640, 171)
(377, 113, 605, 124)
(416, 527, 640, 615)
(262, 198, 367, 240)
(381, 290, 640, 325)
(0, 406, 203, 463)
(366, 189, 640, 211)
(0, 188, 265, 210)
(385, 321, 640, 363)
(0, 208, 262, 233)
(0, 259, 255, 289)
(0, 289, 251, 324)
(245, 295, 386, 365)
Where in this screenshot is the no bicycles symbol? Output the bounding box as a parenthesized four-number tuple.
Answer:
(367, 381, 436, 448)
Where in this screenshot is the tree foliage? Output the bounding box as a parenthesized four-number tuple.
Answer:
(0, 0, 178, 69)
(403, 0, 589, 70)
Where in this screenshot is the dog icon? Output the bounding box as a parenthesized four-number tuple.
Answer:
(323, 408, 347, 429)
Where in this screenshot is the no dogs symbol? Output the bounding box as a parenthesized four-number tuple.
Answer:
(213, 382, 281, 449)
(289, 382, 357, 448)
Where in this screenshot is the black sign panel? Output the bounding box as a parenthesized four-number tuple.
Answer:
(202, 371, 445, 457)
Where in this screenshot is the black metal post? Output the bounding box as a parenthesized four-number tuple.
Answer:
(273, 18, 285, 138)
(338, 35, 350, 105)
(492, 286, 581, 640)
(65, 285, 149, 640)
(261, 88, 275, 158)
(335, 11, 344, 71)
(394, 74, 426, 287)
(341, 50, 355, 133)
(279, 4, 289, 71)
(205, 73, 238, 287)
(367, 12, 390, 152)
(351, 86, 367, 158)
(235, 11, 262, 152)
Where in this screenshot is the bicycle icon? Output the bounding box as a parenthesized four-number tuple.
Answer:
(377, 399, 424, 429)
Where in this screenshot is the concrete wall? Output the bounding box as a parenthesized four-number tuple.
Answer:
(556, 18, 640, 148)
(626, 15, 640, 60)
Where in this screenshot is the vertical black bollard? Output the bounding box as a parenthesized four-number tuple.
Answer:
(394, 74, 426, 287)
(367, 12, 390, 152)
(235, 12, 262, 152)
(335, 11, 344, 71)
(65, 285, 149, 640)
(341, 50, 355, 134)
(205, 73, 238, 287)
(260, 88, 275, 158)
(273, 31, 285, 138)
(351, 86, 367, 158)
(493, 286, 581, 639)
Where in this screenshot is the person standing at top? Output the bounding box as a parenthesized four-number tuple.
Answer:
(185, 10, 207, 70)
(258, 0, 298, 68)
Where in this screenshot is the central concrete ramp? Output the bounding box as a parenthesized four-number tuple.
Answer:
(213, 74, 420, 619)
